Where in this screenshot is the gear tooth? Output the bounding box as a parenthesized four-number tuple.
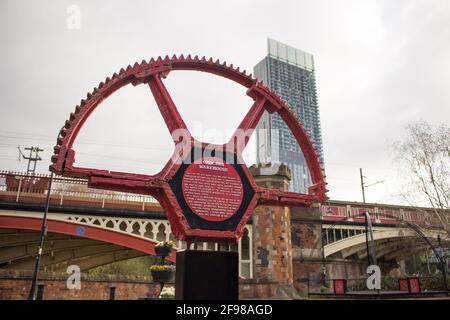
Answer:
(75, 105, 81, 114)
(163, 55, 170, 62)
(149, 58, 155, 63)
(87, 92, 92, 99)
(186, 54, 192, 61)
(171, 54, 178, 61)
(70, 112, 76, 121)
(236, 67, 240, 72)
(156, 56, 163, 62)
(179, 54, 185, 60)
(193, 55, 199, 61)
(133, 62, 139, 68)
(64, 120, 71, 129)
(112, 73, 118, 79)
(51, 155, 58, 164)
(105, 77, 111, 83)
(80, 99, 86, 106)
(92, 87, 98, 94)
(57, 137, 64, 145)
(141, 59, 147, 66)
(54, 146, 61, 154)
(201, 56, 206, 62)
(229, 63, 234, 70)
(126, 65, 132, 71)
(99, 81, 105, 89)
(60, 128, 67, 137)
(222, 61, 227, 67)
(207, 57, 213, 63)
(215, 59, 220, 64)
(248, 73, 253, 78)
(119, 68, 126, 74)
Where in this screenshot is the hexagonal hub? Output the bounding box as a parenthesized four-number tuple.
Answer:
(168, 147, 256, 237)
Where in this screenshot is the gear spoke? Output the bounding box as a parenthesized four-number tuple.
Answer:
(147, 74, 189, 139)
(227, 96, 267, 155)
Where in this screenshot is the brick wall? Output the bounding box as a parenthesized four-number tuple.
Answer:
(0, 270, 163, 300)
(0, 270, 284, 300)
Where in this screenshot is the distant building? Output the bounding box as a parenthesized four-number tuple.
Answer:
(254, 39, 324, 193)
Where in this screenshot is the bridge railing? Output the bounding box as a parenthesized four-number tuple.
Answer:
(301, 275, 450, 296)
(0, 171, 159, 212)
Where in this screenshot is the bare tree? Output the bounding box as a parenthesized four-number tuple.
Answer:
(393, 121, 450, 237)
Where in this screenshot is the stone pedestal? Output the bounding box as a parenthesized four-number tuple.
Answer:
(248, 164, 298, 299)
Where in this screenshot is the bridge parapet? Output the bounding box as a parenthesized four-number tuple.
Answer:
(321, 200, 449, 228)
(0, 171, 159, 212)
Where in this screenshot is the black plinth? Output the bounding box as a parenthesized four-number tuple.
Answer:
(175, 250, 239, 300)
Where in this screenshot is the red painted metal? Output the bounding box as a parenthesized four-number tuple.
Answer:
(408, 277, 421, 293)
(398, 278, 409, 292)
(0, 216, 175, 262)
(333, 279, 347, 295)
(50, 55, 328, 242)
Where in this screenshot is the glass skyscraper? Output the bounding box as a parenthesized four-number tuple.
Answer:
(255, 39, 324, 193)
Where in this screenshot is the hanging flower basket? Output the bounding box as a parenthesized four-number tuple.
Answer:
(151, 269, 172, 283)
(154, 241, 174, 257)
(155, 246, 171, 257)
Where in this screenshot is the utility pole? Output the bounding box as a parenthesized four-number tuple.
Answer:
(360, 168, 371, 266)
(359, 168, 366, 203)
(18, 146, 43, 175)
(360, 168, 383, 268)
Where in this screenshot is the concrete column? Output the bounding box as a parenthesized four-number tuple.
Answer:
(248, 164, 297, 298)
(387, 259, 407, 277)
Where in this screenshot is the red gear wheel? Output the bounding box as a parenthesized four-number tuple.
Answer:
(50, 55, 328, 242)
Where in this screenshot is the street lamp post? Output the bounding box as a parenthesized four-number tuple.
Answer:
(27, 127, 64, 300)
(28, 171, 54, 300)
(364, 212, 377, 266)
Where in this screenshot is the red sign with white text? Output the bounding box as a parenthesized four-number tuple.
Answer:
(181, 157, 244, 222)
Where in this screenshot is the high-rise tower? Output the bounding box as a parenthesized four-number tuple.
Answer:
(255, 39, 324, 193)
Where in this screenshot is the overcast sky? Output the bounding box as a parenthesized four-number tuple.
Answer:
(1, 0, 449, 205)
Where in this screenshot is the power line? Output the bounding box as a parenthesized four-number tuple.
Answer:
(0, 133, 172, 152)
